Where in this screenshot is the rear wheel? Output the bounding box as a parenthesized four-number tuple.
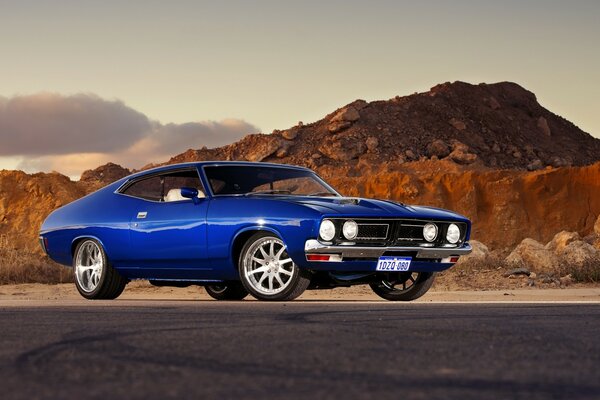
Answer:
(73, 239, 127, 300)
(239, 232, 310, 301)
(369, 272, 435, 301)
(205, 282, 248, 300)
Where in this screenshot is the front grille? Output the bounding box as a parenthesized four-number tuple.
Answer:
(356, 224, 389, 240)
(327, 218, 467, 247)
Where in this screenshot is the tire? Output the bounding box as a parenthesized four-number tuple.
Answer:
(369, 271, 435, 301)
(205, 282, 248, 300)
(238, 232, 311, 301)
(73, 239, 128, 300)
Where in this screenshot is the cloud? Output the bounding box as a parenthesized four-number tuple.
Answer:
(0, 93, 257, 178)
(0, 93, 150, 156)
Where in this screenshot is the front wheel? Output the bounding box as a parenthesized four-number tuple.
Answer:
(73, 239, 128, 300)
(369, 272, 435, 301)
(239, 232, 311, 301)
(205, 282, 248, 300)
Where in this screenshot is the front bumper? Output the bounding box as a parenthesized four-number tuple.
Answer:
(304, 239, 472, 260)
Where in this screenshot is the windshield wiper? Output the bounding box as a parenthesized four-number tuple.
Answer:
(245, 190, 292, 196)
(307, 191, 338, 197)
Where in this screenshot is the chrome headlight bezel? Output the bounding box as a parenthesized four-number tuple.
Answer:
(423, 223, 438, 242)
(342, 220, 358, 240)
(319, 219, 336, 242)
(446, 223, 461, 244)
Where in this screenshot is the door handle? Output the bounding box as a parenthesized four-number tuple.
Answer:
(137, 211, 147, 219)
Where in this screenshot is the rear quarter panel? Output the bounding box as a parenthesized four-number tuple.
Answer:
(40, 180, 135, 266)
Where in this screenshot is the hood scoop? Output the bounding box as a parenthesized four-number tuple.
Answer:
(334, 197, 360, 205)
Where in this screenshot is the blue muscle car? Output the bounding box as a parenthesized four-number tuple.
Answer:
(40, 161, 472, 301)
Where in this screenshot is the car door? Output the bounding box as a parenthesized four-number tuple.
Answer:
(121, 168, 211, 278)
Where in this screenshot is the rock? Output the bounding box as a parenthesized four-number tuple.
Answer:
(311, 153, 322, 159)
(529, 272, 537, 279)
(365, 136, 379, 152)
(506, 238, 559, 272)
(503, 267, 531, 278)
(458, 240, 489, 264)
(527, 159, 543, 171)
(549, 156, 571, 168)
(489, 96, 501, 110)
(449, 142, 478, 165)
(594, 215, 600, 235)
(449, 118, 467, 131)
(275, 140, 294, 158)
(281, 129, 298, 140)
(245, 137, 282, 162)
(405, 149, 416, 160)
(546, 231, 581, 253)
(559, 274, 573, 287)
(319, 136, 366, 161)
(328, 106, 361, 133)
(559, 241, 598, 266)
(492, 143, 501, 153)
(537, 116, 551, 137)
(512, 151, 522, 159)
(427, 139, 450, 158)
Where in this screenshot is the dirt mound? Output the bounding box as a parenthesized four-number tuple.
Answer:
(161, 81, 600, 171)
(80, 162, 131, 191)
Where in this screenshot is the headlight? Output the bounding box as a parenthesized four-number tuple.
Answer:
(342, 220, 358, 240)
(319, 219, 336, 241)
(446, 223, 461, 244)
(423, 223, 438, 242)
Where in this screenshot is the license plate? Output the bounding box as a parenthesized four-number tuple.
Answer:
(376, 256, 412, 271)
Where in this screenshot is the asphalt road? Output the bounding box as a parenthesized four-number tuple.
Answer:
(1, 301, 599, 400)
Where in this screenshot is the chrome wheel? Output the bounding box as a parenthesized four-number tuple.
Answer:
(242, 236, 295, 296)
(74, 240, 104, 293)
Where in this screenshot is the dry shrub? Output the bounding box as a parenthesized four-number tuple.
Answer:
(0, 235, 72, 284)
(556, 255, 600, 283)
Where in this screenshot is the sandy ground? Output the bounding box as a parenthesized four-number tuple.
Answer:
(1, 281, 600, 303)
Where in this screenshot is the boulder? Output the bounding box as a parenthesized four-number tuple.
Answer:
(457, 240, 489, 264)
(546, 231, 581, 253)
(559, 241, 598, 266)
(449, 118, 467, 131)
(506, 238, 559, 272)
(245, 137, 282, 162)
(319, 136, 366, 161)
(527, 159, 543, 171)
(281, 129, 298, 140)
(427, 139, 450, 158)
(328, 106, 361, 133)
(365, 136, 379, 153)
(449, 142, 478, 165)
(594, 214, 600, 236)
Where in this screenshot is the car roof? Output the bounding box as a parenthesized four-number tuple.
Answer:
(123, 161, 312, 181)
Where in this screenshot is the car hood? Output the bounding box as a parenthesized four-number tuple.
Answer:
(279, 196, 469, 221)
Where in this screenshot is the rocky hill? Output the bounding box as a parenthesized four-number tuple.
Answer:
(162, 81, 600, 172)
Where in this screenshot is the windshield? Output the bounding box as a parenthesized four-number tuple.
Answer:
(204, 165, 340, 197)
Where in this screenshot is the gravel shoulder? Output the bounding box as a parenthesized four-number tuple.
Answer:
(1, 282, 599, 303)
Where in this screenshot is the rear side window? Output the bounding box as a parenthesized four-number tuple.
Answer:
(120, 169, 205, 202)
(122, 176, 163, 201)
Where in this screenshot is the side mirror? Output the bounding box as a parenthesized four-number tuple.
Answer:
(180, 187, 200, 205)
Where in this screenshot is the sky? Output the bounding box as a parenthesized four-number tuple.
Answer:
(0, 0, 599, 178)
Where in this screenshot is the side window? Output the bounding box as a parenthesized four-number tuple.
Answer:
(163, 170, 206, 201)
(121, 169, 206, 202)
(122, 176, 163, 201)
